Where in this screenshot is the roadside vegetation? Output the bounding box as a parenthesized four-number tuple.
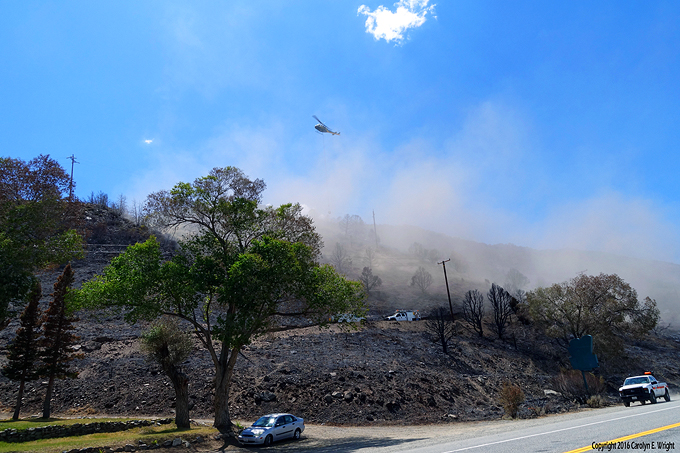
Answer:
(0, 153, 674, 449)
(0, 418, 216, 453)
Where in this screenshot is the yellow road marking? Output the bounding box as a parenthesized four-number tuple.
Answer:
(563, 421, 680, 452)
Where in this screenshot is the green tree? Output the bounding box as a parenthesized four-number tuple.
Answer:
(527, 273, 660, 359)
(73, 167, 365, 434)
(0, 155, 84, 328)
(3, 281, 43, 420)
(39, 264, 82, 419)
(140, 317, 193, 429)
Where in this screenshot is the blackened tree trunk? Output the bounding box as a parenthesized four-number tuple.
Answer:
(462, 289, 485, 338)
(42, 375, 56, 419)
(3, 281, 43, 420)
(12, 380, 27, 421)
(426, 307, 456, 354)
(39, 264, 81, 419)
(487, 283, 513, 340)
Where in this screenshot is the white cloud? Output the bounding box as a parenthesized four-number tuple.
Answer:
(358, 0, 436, 44)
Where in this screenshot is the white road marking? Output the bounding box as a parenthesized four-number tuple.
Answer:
(439, 404, 680, 452)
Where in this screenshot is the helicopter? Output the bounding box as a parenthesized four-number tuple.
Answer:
(313, 115, 340, 135)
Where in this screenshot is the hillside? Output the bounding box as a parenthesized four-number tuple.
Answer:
(315, 219, 680, 326)
(0, 206, 679, 426)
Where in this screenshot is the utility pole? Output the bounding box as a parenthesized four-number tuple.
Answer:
(67, 154, 78, 202)
(438, 259, 454, 320)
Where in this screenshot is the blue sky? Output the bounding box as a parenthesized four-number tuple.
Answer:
(2, 1, 680, 262)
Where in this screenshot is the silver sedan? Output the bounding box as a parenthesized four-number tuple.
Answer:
(237, 413, 305, 446)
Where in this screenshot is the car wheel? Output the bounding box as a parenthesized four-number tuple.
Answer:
(664, 389, 671, 402)
(649, 391, 657, 404)
(264, 435, 273, 447)
(623, 399, 630, 407)
(293, 428, 301, 440)
(641, 398, 646, 405)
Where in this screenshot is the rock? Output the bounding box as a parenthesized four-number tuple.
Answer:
(543, 389, 560, 396)
(344, 392, 354, 401)
(324, 394, 334, 404)
(385, 401, 400, 412)
(172, 438, 182, 447)
(259, 391, 276, 402)
(124, 445, 135, 452)
(332, 391, 343, 399)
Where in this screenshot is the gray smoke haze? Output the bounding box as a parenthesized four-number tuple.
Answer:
(119, 100, 680, 325)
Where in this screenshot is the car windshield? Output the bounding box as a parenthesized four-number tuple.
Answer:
(252, 416, 276, 428)
(624, 377, 649, 385)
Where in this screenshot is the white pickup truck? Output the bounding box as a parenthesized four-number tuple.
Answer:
(385, 310, 421, 321)
(618, 372, 670, 407)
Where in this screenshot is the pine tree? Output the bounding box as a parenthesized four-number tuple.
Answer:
(3, 281, 43, 420)
(39, 264, 82, 419)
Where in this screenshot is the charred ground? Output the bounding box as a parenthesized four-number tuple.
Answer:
(0, 205, 679, 425)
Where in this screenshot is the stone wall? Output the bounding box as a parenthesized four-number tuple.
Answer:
(0, 418, 173, 443)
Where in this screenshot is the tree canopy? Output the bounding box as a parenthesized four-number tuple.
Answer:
(0, 155, 84, 327)
(527, 273, 659, 359)
(73, 167, 365, 433)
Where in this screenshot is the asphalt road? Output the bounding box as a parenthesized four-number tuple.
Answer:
(262, 399, 680, 453)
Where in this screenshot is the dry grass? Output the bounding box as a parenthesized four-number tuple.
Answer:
(0, 418, 218, 453)
(552, 370, 606, 404)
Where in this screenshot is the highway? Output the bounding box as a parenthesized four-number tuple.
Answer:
(401, 400, 680, 453)
(270, 399, 680, 453)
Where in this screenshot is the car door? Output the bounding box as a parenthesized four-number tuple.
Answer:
(272, 415, 286, 440)
(281, 415, 296, 439)
(650, 377, 660, 397)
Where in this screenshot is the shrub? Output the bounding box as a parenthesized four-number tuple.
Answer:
(586, 394, 606, 408)
(527, 405, 545, 417)
(499, 382, 525, 418)
(552, 370, 606, 404)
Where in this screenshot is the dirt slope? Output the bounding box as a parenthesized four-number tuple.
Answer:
(1, 205, 680, 425)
